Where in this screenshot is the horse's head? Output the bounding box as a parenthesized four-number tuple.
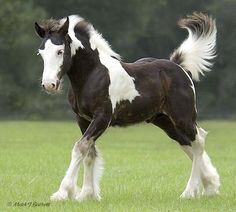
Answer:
(35, 17, 72, 94)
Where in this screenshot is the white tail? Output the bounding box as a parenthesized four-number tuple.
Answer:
(170, 12, 217, 81)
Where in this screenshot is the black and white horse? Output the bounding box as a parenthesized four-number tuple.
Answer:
(35, 12, 220, 201)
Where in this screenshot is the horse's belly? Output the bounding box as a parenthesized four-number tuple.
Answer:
(110, 114, 149, 126)
(110, 100, 160, 126)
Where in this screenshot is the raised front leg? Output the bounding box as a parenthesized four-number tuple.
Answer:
(50, 112, 111, 201)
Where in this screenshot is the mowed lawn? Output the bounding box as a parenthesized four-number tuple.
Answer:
(0, 121, 235, 211)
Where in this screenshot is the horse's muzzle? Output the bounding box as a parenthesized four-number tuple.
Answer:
(42, 79, 60, 94)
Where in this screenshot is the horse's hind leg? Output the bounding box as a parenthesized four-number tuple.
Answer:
(179, 125, 220, 198)
(173, 120, 219, 197)
(150, 113, 202, 197)
(181, 127, 220, 196)
(151, 114, 220, 198)
(150, 113, 191, 146)
(161, 82, 219, 197)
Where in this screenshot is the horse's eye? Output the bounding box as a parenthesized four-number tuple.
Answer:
(57, 50, 64, 55)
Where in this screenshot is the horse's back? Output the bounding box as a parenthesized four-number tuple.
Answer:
(134, 57, 157, 64)
(123, 58, 192, 88)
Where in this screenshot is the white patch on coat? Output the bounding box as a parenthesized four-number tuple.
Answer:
(39, 39, 64, 84)
(86, 26, 139, 110)
(60, 15, 84, 56)
(89, 26, 121, 60)
(99, 52, 140, 111)
(61, 15, 120, 59)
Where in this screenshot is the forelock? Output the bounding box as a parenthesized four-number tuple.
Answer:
(40, 19, 63, 33)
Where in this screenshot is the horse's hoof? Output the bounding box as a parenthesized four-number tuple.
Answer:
(180, 188, 199, 199)
(70, 186, 81, 200)
(75, 187, 97, 202)
(50, 190, 69, 201)
(202, 187, 220, 196)
(202, 174, 220, 196)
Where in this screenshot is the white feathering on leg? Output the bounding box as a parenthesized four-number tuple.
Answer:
(93, 150, 104, 200)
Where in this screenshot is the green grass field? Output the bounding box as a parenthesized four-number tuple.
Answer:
(0, 121, 236, 211)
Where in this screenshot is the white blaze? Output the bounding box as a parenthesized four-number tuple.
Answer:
(39, 39, 65, 84)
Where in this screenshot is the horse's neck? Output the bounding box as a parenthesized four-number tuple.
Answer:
(67, 49, 99, 92)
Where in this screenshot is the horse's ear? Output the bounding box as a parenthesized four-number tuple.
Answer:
(59, 17, 69, 36)
(35, 22, 45, 38)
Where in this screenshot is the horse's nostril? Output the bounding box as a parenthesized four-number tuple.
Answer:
(42, 84, 45, 89)
(51, 83, 56, 88)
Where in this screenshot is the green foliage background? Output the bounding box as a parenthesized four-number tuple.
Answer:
(0, 0, 235, 120)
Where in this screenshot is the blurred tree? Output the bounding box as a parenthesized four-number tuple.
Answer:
(0, 0, 71, 119)
(0, 0, 235, 119)
(196, 0, 236, 119)
(0, 0, 40, 117)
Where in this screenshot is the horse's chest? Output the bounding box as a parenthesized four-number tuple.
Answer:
(75, 98, 93, 121)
